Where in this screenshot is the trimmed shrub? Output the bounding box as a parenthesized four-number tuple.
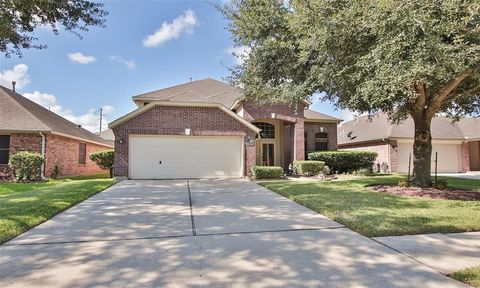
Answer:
(8, 151, 44, 181)
(293, 161, 325, 176)
(308, 151, 378, 173)
(90, 150, 114, 177)
(251, 166, 284, 179)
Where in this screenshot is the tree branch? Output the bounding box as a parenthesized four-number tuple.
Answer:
(428, 69, 474, 117)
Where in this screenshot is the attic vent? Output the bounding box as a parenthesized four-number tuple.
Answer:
(12, 81, 16, 92)
(77, 125, 82, 129)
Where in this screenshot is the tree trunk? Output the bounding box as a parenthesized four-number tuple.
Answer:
(411, 113, 433, 187)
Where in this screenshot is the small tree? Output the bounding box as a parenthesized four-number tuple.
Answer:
(220, 0, 480, 187)
(90, 150, 114, 177)
(8, 151, 44, 181)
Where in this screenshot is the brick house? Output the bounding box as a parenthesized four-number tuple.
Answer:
(0, 86, 113, 178)
(338, 113, 480, 173)
(109, 78, 341, 179)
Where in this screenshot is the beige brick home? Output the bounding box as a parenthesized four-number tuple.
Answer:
(109, 78, 340, 179)
(338, 113, 480, 173)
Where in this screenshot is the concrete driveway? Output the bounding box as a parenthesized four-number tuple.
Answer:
(0, 179, 467, 287)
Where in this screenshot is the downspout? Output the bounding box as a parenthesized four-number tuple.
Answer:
(39, 132, 46, 179)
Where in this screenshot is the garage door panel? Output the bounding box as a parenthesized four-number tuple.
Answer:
(129, 136, 242, 179)
(398, 143, 460, 173)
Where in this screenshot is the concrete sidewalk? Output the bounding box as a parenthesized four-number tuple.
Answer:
(0, 180, 471, 287)
(374, 232, 480, 274)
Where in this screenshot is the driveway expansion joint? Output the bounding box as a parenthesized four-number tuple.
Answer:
(186, 179, 197, 236)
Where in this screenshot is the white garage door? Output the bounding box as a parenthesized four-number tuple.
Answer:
(129, 135, 243, 179)
(398, 142, 461, 173)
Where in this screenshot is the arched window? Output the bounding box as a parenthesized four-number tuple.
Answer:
(253, 122, 275, 139)
(314, 132, 328, 151)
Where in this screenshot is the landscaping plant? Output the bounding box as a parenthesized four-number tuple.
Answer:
(8, 151, 44, 181)
(251, 166, 284, 179)
(292, 160, 325, 176)
(90, 150, 114, 177)
(308, 151, 377, 174)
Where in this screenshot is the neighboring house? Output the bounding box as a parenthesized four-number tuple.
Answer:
(0, 85, 113, 178)
(338, 113, 480, 173)
(109, 78, 341, 179)
(98, 129, 115, 146)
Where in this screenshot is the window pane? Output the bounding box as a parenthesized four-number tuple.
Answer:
(0, 135, 10, 149)
(0, 150, 9, 164)
(254, 122, 275, 139)
(315, 141, 328, 151)
(79, 143, 86, 164)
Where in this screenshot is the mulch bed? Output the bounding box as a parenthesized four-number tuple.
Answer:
(371, 185, 480, 201)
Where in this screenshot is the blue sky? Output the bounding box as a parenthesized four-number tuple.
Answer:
(0, 0, 347, 133)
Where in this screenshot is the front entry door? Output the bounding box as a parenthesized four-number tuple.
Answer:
(262, 143, 275, 166)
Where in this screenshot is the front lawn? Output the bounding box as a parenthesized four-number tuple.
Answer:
(450, 266, 480, 287)
(260, 175, 480, 237)
(0, 179, 114, 244)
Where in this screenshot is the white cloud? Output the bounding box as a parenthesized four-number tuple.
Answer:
(24, 91, 114, 133)
(143, 10, 198, 47)
(109, 56, 136, 69)
(67, 52, 97, 64)
(0, 64, 31, 89)
(225, 46, 251, 65)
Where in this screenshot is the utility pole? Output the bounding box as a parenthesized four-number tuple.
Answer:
(99, 107, 103, 133)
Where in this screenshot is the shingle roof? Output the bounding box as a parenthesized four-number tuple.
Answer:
(304, 109, 341, 122)
(0, 86, 113, 147)
(338, 113, 479, 145)
(132, 78, 242, 108)
(457, 118, 480, 140)
(99, 128, 115, 141)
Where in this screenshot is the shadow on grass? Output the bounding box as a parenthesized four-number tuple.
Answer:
(260, 175, 480, 237)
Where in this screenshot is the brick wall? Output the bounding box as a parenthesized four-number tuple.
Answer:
(0, 133, 109, 178)
(461, 141, 471, 172)
(0, 133, 43, 174)
(242, 101, 305, 121)
(304, 122, 338, 153)
(112, 105, 258, 177)
(339, 141, 393, 172)
(45, 134, 111, 177)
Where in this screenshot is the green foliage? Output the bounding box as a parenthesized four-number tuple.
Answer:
(450, 266, 480, 288)
(220, 0, 480, 187)
(251, 166, 284, 179)
(8, 151, 44, 181)
(308, 151, 377, 174)
(292, 160, 325, 176)
(1, 0, 108, 57)
(221, 0, 480, 118)
(89, 150, 114, 177)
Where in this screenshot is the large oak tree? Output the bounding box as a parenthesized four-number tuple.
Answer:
(0, 0, 107, 57)
(220, 0, 480, 187)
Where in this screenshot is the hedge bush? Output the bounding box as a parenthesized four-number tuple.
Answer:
(251, 166, 284, 179)
(90, 150, 114, 177)
(8, 151, 44, 181)
(292, 161, 325, 176)
(307, 151, 377, 173)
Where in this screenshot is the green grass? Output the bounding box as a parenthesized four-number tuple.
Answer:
(60, 171, 111, 180)
(450, 266, 480, 287)
(0, 179, 114, 244)
(260, 175, 480, 237)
